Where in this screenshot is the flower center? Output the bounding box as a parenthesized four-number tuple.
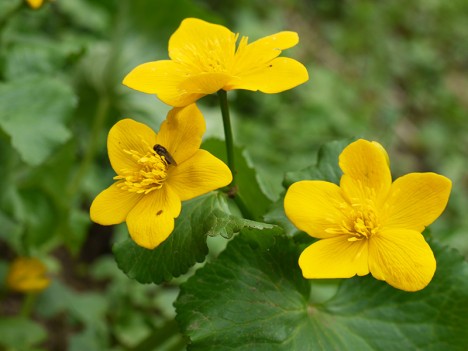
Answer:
(325, 201, 380, 241)
(345, 204, 380, 241)
(114, 146, 169, 195)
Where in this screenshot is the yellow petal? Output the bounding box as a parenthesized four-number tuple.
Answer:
(123, 61, 205, 107)
(167, 150, 232, 201)
(233, 31, 299, 73)
(90, 182, 143, 225)
(299, 237, 369, 278)
(155, 104, 206, 165)
(339, 139, 392, 205)
(179, 72, 232, 94)
(368, 229, 436, 291)
(284, 180, 348, 238)
(383, 173, 452, 232)
(126, 186, 182, 249)
(107, 119, 156, 174)
(226, 57, 309, 93)
(7, 257, 50, 293)
(168, 18, 236, 64)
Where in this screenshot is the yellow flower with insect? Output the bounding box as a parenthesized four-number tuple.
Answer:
(6, 257, 50, 293)
(90, 104, 232, 249)
(123, 18, 309, 107)
(284, 139, 452, 291)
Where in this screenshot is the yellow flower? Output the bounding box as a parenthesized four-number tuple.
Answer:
(90, 104, 232, 249)
(123, 18, 309, 107)
(6, 257, 50, 293)
(284, 139, 452, 291)
(26, 0, 44, 9)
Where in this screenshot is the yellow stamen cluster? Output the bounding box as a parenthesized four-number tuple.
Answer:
(345, 204, 380, 241)
(325, 197, 380, 242)
(115, 148, 168, 194)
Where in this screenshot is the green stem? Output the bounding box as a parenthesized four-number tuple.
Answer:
(234, 194, 255, 220)
(67, 96, 110, 197)
(129, 319, 181, 351)
(20, 293, 37, 318)
(217, 90, 236, 187)
(217, 90, 256, 220)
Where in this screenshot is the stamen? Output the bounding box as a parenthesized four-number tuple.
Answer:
(115, 147, 168, 195)
(326, 188, 380, 241)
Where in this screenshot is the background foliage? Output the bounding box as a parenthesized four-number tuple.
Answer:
(0, 0, 467, 350)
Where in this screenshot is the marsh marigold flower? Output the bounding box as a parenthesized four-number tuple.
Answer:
(90, 104, 232, 249)
(7, 257, 50, 293)
(123, 18, 309, 107)
(284, 139, 451, 291)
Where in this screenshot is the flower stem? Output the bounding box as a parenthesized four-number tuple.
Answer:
(217, 90, 236, 187)
(217, 90, 256, 220)
(20, 293, 37, 318)
(129, 319, 181, 351)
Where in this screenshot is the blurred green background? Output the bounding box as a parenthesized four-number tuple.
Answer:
(0, 0, 467, 350)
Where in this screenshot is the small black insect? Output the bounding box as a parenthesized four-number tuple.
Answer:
(153, 144, 177, 166)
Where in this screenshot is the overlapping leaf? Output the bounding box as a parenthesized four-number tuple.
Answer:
(202, 138, 272, 220)
(113, 192, 279, 284)
(175, 231, 468, 351)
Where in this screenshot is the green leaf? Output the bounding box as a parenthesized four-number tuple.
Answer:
(175, 233, 468, 351)
(0, 76, 76, 166)
(113, 192, 278, 284)
(206, 210, 280, 238)
(175, 230, 307, 351)
(202, 138, 272, 220)
(0, 316, 47, 350)
(283, 139, 354, 187)
(4, 41, 67, 80)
